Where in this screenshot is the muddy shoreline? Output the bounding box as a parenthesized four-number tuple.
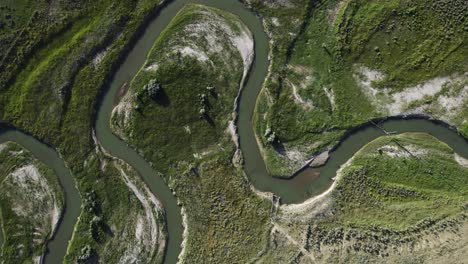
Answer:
(279, 114, 468, 180)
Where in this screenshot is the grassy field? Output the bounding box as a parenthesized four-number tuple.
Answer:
(270, 133, 468, 262)
(332, 133, 467, 230)
(0, 142, 64, 263)
(0, 0, 172, 262)
(112, 5, 272, 262)
(252, 0, 468, 177)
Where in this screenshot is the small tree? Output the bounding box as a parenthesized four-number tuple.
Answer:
(199, 107, 207, 117)
(78, 245, 93, 263)
(143, 79, 161, 99)
(199, 93, 207, 103)
(206, 85, 215, 95)
(264, 126, 277, 144)
(267, 132, 277, 143)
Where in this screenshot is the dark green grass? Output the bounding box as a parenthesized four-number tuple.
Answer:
(337, 0, 467, 90)
(115, 4, 245, 175)
(119, 57, 241, 174)
(273, 133, 468, 261)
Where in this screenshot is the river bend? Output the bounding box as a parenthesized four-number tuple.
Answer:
(0, 0, 467, 263)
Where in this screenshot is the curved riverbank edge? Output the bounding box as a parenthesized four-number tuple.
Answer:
(240, 115, 468, 205)
(290, 114, 468, 179)
(280, 155, 355, 214)
(90, 0, 172, 124)
(2, 0, 468, 263)
(94, 1, 267, 263)
(95, 79, 180, 262)
(228, 31, 256, 165)
(0, 123, 81, 263)
(253, 114, 468, 182)
(0, 1, 174, 262)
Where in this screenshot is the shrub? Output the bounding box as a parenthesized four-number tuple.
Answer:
(143, 79, 161, 99)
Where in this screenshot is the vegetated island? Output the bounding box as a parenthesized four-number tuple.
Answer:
(0, 0, 466, 263)
(0, 142, 64, 263)
(112, 4, 272, 263)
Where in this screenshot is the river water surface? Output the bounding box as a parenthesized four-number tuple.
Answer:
(0, 129, 81, 263)
(0, 0, 467, 263)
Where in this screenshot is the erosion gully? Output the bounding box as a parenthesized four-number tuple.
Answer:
(0, 0, 467, 263)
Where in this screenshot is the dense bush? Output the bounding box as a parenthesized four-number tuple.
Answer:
(143, 79, 161, 99)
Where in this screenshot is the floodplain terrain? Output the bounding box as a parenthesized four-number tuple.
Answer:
(269, 133, 468, 263)
(253, 0, 467, 176)
(0, 0, 466, 263)
(0, 142, 63, 263)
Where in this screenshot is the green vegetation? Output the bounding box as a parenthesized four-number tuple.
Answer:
(244, 0, 310, 69)
(271, 133, 468, 262)
(1, 0, 466, 262)
(243, 0, 315, 175)
(113, 4, 246, 171)
(337, 0, 467, 89)
(66, 151, 167, 263)
(253, 0, 467, 177)
(254, 0, 375, 176)
(332, 133, 467, 230)
(112, 5, 271, 262)
(0, 0, 171, 262)
(0, 142, 64, 263)
(113, 4, 249, 169)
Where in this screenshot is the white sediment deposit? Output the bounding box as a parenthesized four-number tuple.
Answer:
(0, 143, 64, 263)
(112, 5, 254, 145)
(112, 161, 166, 263)
(454, 153, 468, 168)
(179, 46, 210, 62)
(309, 151, 330, 167)
(355, 65, 467, 125)
(0, 143, 7, 152)
(279, 156, 354, 221)
(92, 47, 109, 67)
(288, 79, 314, 108)
(7, 165, 61, 232)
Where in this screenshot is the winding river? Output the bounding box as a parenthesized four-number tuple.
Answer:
(0, 128, 81, 263)
(0, 0, 467, 263)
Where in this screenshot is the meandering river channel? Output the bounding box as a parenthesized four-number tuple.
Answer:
(0, 0, 467, 263)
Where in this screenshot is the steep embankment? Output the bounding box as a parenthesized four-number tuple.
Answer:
(69, 137, 167, 263)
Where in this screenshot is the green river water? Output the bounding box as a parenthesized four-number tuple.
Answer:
(0, 0, 467, 263)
